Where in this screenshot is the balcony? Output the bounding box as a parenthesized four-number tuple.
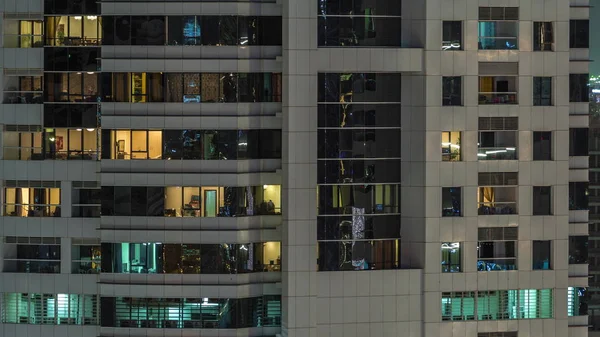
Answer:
(479, 76, 518, 105)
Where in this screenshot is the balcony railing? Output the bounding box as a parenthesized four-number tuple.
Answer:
(3, 91, 43, 104)
(477, 147, 518, 160)
(477, 202, 517, 215)
(3, 35, 43, 48)
(479, 92, 518, 105)
(478, 37, 518, 50)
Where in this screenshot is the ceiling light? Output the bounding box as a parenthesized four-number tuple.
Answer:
(73, 16, 82, 20)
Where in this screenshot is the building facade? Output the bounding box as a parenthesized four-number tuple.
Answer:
(0, 0, 591, 337)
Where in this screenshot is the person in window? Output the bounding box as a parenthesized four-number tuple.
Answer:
(267, 200, 275, 213)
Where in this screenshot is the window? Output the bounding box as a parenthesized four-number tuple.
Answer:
(569, 236, 588, 264)
(72, 239, 101, 274)
(532, 240, 551, 270)
(2, 293, 98, 325)
(442, 187, 461, 217)
(108, 130, 162, 159)
(441, 242, 461, 272)
(533, 186, 552, 215)
(441, 131, 461, 161)
(478, 76, 517, 104)
(478, 117, 518, 160)
(102, 242, 280, 274)
(102, 295, 281, 328)
(317, 3, 401, 47)
(442, 77, 461, 106)
(44, 72, 98, 103)
(3, 20, 43, 48)
(317, 184, 399, 215)
(533, 22, 553, 51)
(3, 127, 43, 160)
(4, 186, 61, 217)
(443, 289, 554, 321)
(478, 7, 519, 50)
(533, 77, 552, 106)
(317, 240, 399, 271)
(442, 21, 462, 50)
(570, 20, 589, 48)
(3, 237, 61, 273)
(44, 16, 102, 46)
(441, 292, 475, 320)
(568, 287, 588, 316)
(570, 128, 589, 156)
(569, 182, 589, 210)
(3, 75, 43, 104)
(102, 185, 281, 217)
(71, 185, 101, 217)
(477, 227, 518, 271)
(477, 172, 518, 215)
(570, 74, 589, 102)
(45, 128, 99, 160)
(533, 131, 552, 160)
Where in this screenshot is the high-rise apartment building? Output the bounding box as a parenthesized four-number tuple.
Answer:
(0, 1, 591, 337)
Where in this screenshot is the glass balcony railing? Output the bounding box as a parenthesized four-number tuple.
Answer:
(478, 92, 518, 105)
(477, 258, 517, 271)
(478, 37, 518, 50)
(3, 147, 44, 160)
(477, 202, 517, 215)
(3, 91, 43, 104)
(3, 205, 61, 217)
(3, 35, 44, 48)
(477, 147, 518, 160)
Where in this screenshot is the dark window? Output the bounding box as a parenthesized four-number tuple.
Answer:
(442, 187, 461, 217)
(101, 186, 114, 215)
(442, 21, 462, 50)
(533, 77, 552, 106)
(44, 0, 98, 14)
(570, 20, 589, 48)
(219, 16, 238, 45)
(533, 186, 552, 216)
(532, 240, 551, 270)
(442, 77, 462, 106)
(569, 74, 589, 102)
(318, 73, 401, 103)
(318, 240, 399, 271)
(44, 47, 99, 72)
(477, 241, 517, 271)
(114, 16, 131, 45)
(202, 16, 219, 45)
(569, 236, 588, 264)
(113, 187, 131, 216)
(533, 131, 552, 161)
(533, 22, 553, 51)
(130, 16, 165, 45)
(569, 128, 589, 156)
(317, 16, 402, 47)
(569, 182, 588, 211)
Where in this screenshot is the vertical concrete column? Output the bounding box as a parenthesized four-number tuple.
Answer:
(281, 0, 318, 336)
(61, 237, 71, 274)
(61, 180, 71, 217)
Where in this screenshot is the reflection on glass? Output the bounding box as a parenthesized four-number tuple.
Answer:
(2, 293, 98, 325)
(317, 240, 399, 271)
(441, 242, 461, 272)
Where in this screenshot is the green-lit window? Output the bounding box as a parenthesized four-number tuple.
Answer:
(1, 293, 98, 325)
(567, 287, 587, 316)
(519, 289, 553, 319)
(476, 290, 518, 320)
(441, 292, 475, 320)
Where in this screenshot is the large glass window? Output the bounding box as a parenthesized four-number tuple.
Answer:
(102, 242, 280, 274)
(3, 20, 43, 48)
(478, 76, 518, 104)
(477, 187, 517, 215)
(477, 227, 518, 271)
(45, 16, 102, 46)
(317, 2, 401, 47)
(441, 242, 461, 273)
(44, 128, 99, 160)
(3, 75, 43, 104)
(2, 293, 98, 325)
(442, 289, 553, 321)
(4, 187, 61, 217)
(71, 187, 101, 217)
(317, 184, 399, 215)
(102, 296, 281, 328)
(3, 237, 61, 273)
(102, 185, 280, 217)
(3, 130, 43, 160)
(478, 7, 519, 50)
(570, 128, 589, 156)
(478, 117, 518, 160)
(44, 72, 98, 103)
(317, 240, 399, 271)
(108, 130, 162, 160)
